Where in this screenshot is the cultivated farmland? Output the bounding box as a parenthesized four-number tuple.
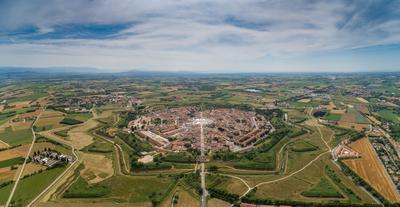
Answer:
(343, 138, 400, 203)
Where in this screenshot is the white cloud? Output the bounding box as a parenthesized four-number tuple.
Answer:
(0, 0, 399, 71)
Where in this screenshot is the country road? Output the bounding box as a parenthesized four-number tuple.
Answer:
(200, 111, 207, 207)
(5, 108, 45, 207)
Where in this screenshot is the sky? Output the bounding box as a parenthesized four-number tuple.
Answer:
(0, 0, 400, 73)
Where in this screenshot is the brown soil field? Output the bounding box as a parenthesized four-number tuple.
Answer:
(330, 109, 345, 114)
(17, 110, 40, 119)
(343, 138, 400, 203)
(11, 101, 31, 109)
(21, 162, 46, 177)
(340, 113, 356, 123)
(11, 121, 33, 130)
(0, 167, 16, 182)
(80, 152, 113, 184)
(0, 105, 4, 112)
(337, 121, 370, 131)
(0, 144, 30, 161)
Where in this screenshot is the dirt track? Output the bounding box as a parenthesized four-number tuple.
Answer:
(343, 138, 400, 203)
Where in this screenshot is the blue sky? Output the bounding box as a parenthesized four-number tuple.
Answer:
(0, 0, 399, 72)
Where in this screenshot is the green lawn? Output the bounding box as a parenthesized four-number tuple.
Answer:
(0, 166, 66, 206)
(65, 112, 92, 122)
(301, 177, 343, 198)
(0, 157, 24, 168)
(0, 127, 32, 146)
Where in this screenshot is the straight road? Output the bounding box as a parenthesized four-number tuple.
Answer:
(200, 112, 207, 207)
(5, 108, 44, 207)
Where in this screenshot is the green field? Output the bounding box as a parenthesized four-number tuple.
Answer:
(0, 127, 32, 146)
(0, 157, 24, 168)
(65, 112, 92, 122)
(99, 175, 175, 204)
(348, 108, 369, 124)
(375, 109, 400, 123)
(0, 166, 66, 206)
(64, 176, 111, 198)
(301, 177, 343, 198)
(325, 113, 342, 121)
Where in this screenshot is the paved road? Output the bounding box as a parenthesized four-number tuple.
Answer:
(5, 108, 44, 207)
(200, 112, 207, 207)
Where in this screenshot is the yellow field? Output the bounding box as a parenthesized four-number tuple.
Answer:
(367, 115, 382, 125)
(36, 110, 65, 129)
(208, 199, 230, 207)
(356, 97, 369, 103)
(344, 138, 400, 203)
(80, 152, 113, 184)
(0, 144, 30, 161)
(298, 98, 311, 103)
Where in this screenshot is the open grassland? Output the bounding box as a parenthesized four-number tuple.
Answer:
(206, 174, 248, 196)
(160, 184, 200, 207)
(65, 112, 92, 123)
(0, 126, 32, 146)
(0, 166, 66, 206)
(250, 155, 375, 204)
(300, 177, 343, 198)
(98, 175, 175, 205)
(343, 138, 400, 203)
(208, 198, 230, 207)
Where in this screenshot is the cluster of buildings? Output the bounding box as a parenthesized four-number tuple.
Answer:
(31, 150, 74, 168)
(129, 107, 273, 153)
(369, 136, 400, 188)
(331, 142, 360, 161)
(53, 94, 130, 111)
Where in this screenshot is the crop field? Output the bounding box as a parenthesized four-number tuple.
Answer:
(0, 127, 32, 146)
(0, 167, 66, 206)
(0, 166, 16, 182)
(325, 113, 342, 121)
(0, 144, 31, 161)
(343, 138, 400, 203)
(36, 110, 65, 131)
(0, 157, 24, 168)
(208, 198, 230, 207)
(65, 112, 92, 122)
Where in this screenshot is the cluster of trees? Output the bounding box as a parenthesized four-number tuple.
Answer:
(117, 132, 151, 156)
(161, 152, 196, 163)
(241, 196, 381, 207)
(60, 118, 83, 125)
(208, 188, 240, 203)
(131, 159, 172, 171)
